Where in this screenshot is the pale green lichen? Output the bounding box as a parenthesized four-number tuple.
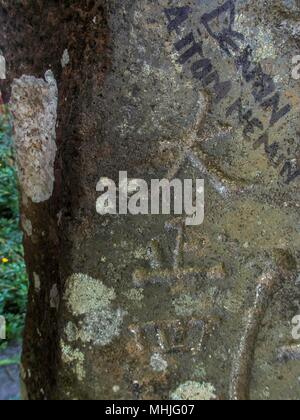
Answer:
(79, 308, 126, 346)
(172, 292, 216, 317)
(193, 364, 207, 381)
(170, 381, 217, 401)
(65, 273, 116, 316)
(65, 312, 125, 346)
(61, 341, 85, 381)
(150, 353, 168, 372)
(124, 288, 144, 306)
(64, 273, 125, 346)
(173, 295, 197, 317)
(65, 321, 78, 342)
(134, 246, 147, 260)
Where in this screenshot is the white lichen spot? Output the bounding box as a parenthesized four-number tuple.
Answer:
(33, 272, 41, 293)
(150, 353, 168, 372)
(50, 284, 59, 309)
(61, 341, 85, 381)
(10, 70, 58, 203)
(113, 385, 120, 393)
(170, 381, 217, 401)
(61, 49, 70, 68)
(64, 273, 126, 346)
(21, 215, 33, 237)
(0, 53, 6, 79)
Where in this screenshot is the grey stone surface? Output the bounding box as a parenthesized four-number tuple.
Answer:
(58, 0, 300, 400)
(2, 0, 300, 400)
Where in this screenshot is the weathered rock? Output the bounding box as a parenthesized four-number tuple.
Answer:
(10, 71, 58, 203)
(0, 0, 299, 400)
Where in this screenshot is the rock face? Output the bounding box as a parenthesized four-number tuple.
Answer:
(0, 0, 300, 400)
(10, 71, 58, 203)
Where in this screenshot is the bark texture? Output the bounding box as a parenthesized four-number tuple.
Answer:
(0, 0, 300, 400)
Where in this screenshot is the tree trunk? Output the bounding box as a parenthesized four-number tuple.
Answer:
(1, 0, 300, 400)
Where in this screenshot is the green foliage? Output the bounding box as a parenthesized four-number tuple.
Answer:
(0, 357, 20, 367)
(0, 107, 28, 346)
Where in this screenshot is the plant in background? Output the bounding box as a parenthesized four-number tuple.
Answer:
(0, 97, 28, 347)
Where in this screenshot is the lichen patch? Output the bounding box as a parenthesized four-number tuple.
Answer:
(64, 274, 125, 346)
(10, 70, 58, 203)
(79, 308, 126, 346)
(172, 292, 217, 318)
(65, 322, 77, 342)
(65, 273, 116, 316)
(61, 341, 85, 382)
(150, 353, 168, 372)
(61, 49, 70, 68)
(123, 288, 144, 307)
(170, 381, 217, 401)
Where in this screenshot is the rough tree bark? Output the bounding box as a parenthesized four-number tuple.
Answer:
(0, 0, 300, 400)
